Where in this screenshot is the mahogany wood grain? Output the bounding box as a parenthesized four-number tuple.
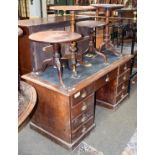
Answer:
(28, 81, 72, 143)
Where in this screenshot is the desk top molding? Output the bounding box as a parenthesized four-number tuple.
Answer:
(49, 5, 95, 11)
(22, 55, 133, 96)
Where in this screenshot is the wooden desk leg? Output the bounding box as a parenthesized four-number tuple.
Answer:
(53, 43, 65, 88)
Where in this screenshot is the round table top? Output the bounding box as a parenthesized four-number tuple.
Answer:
(18, 27, 23, 36)
(77, 20, 106, 28)
(49, 5, 95, 11)
(29, 30, 82, 44)
(91, 4, 124, 10)
(18, 81, 37, 127)
(117, 7, 137, 12)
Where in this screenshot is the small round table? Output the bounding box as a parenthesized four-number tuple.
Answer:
(91, 4, 124, 56)
(18, 27, 23, 36)
(18, 81, 37, 127)
(29, 30, 82, 88)
(76, 20, 108, 63)
(49, 5, 95, 32)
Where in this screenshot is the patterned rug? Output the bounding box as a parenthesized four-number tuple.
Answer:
(122, 130, 137, 155)
(71, 142, 104, 155)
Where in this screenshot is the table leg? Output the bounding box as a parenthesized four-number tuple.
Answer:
(70, 11, 75, 32)
(53, 43, 65, 88)
(100, 8, 122, 57)
(69, 42, 78, 78)
(84, 29, 108, 64)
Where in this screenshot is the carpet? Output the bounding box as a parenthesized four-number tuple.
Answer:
(122, 130, 137, 155)
(71, 142, 104, 155)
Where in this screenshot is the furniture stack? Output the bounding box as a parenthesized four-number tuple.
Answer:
(19, 3, 136, 149)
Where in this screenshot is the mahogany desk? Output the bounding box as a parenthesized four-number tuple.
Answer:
(18, 16, 91, 75)
(22, 54, 133, 149)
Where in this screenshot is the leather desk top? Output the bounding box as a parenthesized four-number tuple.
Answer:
(22, 54, 133, 96)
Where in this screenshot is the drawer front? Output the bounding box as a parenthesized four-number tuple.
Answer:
(119, 60, 131, 75)
(71, 117, 94, 142)
(117, 80, 129, 95)
(71, 94, 94, 119)
(95, 68, 118, 90)
(71, 112, 93, 130)
(118, 70, 130, 85)
(71, 84, 94, 106)
(116, 88, 128, 103)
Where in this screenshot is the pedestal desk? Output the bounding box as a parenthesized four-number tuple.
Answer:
(22, 54, 133, 149)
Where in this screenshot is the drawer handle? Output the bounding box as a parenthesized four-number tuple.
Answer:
(82, 127, 86, 133)
(105, 75, 110, 82)
(81, 91, 87, 98)
(124, 65, 127, 71)
(123, 76, 127, 81)
(81, 116, 87, 123)
(122, 85, 125, 90)
(121, 94, 124, 98)
(81, 103, 87, 111)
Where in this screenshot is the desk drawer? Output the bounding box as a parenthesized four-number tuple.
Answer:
(117, 80, 129, 95)
(118, 70, 130, 85)
(95, 68, 118, 90)
(116, 88, 128, 103)
(119, 60, 131, 75)
(71, 94, 94, 119)
(71, 112, 93, 130)
(71, 117, 94, 142)
(71, 84, 94, 106)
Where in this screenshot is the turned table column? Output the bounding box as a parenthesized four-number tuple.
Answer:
(91, 4, 124, 56)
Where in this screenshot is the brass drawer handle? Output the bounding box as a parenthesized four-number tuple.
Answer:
(81, 91, 87, 98)
(81, 103, 87, 111)
(81, 116, 86, 123)
(105, 75, 110, 82)
(82, 127, 86, 133)
(124, 65, 127, 70)
(121, 94, 124, 98)
(123, 76, 127, 81)
(122, 85, 125, 90)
